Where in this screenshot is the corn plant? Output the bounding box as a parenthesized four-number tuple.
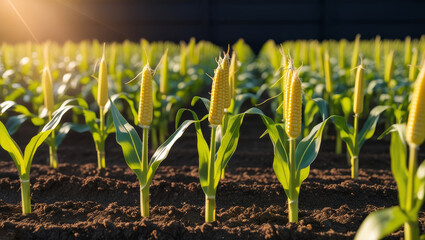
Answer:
(0, 104, 74, 214)
(333, 62, 389, 179)
(355, 66, 425, 240)
(258, 66, 332, 222)
(176, 55, 260, 222)
(109, 63, 196, 217)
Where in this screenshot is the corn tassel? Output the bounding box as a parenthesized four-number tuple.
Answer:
(97, 44, 108, 108)
(406, 65, 425, 146)
(208, 65, 226, 126)
(285, 69, 302, 139)
(353, 63, 364, 115)
(138, 64, 153, 126)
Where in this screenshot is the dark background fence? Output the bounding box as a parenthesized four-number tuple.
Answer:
(1, 0, 424, 50)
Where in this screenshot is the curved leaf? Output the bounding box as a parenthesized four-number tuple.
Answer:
(147, 119, 197, 186)
(191, 96, 210, 112)
(109, 100, 144, 184)
(296, 117, 332, 170)
(354, 206, 407, 240)
(214, 113, 245, 187)
(333, 116, 355, 156)
(5, 115, 28, 135)
(312, 98, 329, 120)
(55, 123, 90, 147)
(0, 121, 24, 175)
(358, 105, 390, 148)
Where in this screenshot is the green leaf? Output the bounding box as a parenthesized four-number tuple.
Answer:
(296, 117, 332, 170)
(214, 113, 245, 186)
(191, 96, 210, 112)
(105, 93, 138, 125)
(333, 116, 355, 157)
(354, 206, 408, 240)
(109, 101, 144, 184)
(340, 97, 352, 118)
(358, 105, 390, 148)
(304, 100, 319, 127)
(5, 115, 28, 135)
(233, 92, 257, 114)
(414, 160, 425, 213)
(381, 124, 408, 208)
(55, 123, 90, 147)
(179, 108, 210, 194)
(273, 145, 290, 196)
(147, 119, 196, 186)
(0, 121, 24, 175)
(312, 98, 329, 120)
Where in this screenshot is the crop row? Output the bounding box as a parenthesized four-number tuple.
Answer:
(1, 36, 425, 239)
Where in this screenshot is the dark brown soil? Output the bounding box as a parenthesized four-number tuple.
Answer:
(1, 114, 425, 240)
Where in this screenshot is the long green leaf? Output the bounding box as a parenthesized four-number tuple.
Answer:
(333, 116, 355, 156)
(55, 123, 90, 147)
(110, 101, 144, 184)
(354, 206, 408, 240)
(358, 105, 389, 148)
(0, 121, 24, 175)
(147, 119, 197, 186)
(214, 113, 245, 187)
(6, 115, 28, 135)
(296, 117, 332, 170)
(191, 96, 210, 112)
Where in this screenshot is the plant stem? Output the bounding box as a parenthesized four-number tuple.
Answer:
(205, 196, 216, 222)
(140, 185, 150, 218)
(352, 114, 359, 179)
(140, 126, 150, 217)
(288, 138, 298, 222)
(206, 125, 217, 222)
(98, 107, 106, 169)
(48, 112, 58, 169)
(405, 144, 419, 240)
(97, 151, 105, 169)
(335, 132, 342, 154)
(20, 178, 31, 215)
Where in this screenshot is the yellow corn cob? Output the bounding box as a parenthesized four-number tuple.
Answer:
(208, 65, 226, 125)
(409, 48, 419, 81)
(405, 36, 411, 65)
(384, 50, 394, 84)
(283, 60, 295, 121)
(42, 45, 54, 113)
(350, 34, 361, 70)
(138, 64, 153, 126)
(221, 52, 231, 109)
(339, 39, 346, 69)
(324, 51, 333, 93)
(406, 65, 425, 146)
(229, 51, 238, 99)
(374, 35, 381, 71)
(160, 49, 168, 95)
(42, 65, 54, 113)
(285, 69, 302, 139)
(353, 63, 364, 115)
(180, 42, 187, 76)
(97, 44, 108, 107)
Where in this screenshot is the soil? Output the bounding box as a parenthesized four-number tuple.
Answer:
(1, 109, 425, 240)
